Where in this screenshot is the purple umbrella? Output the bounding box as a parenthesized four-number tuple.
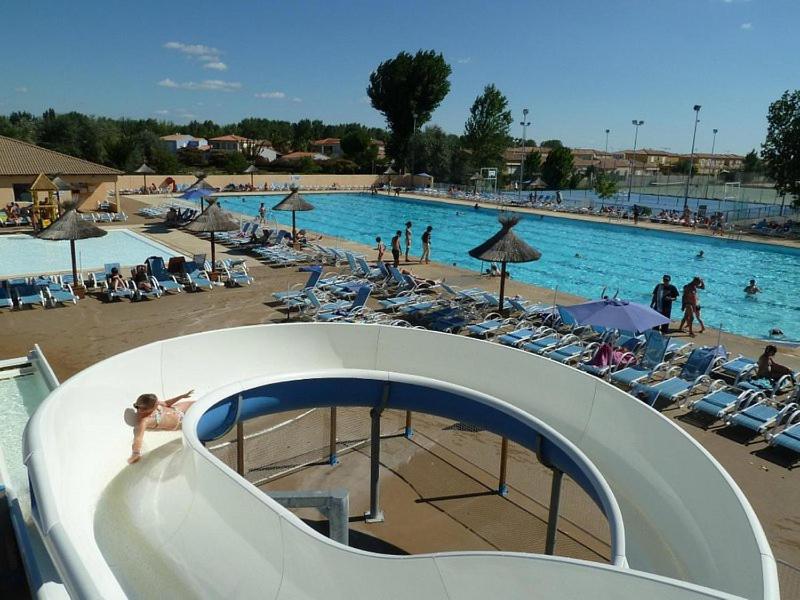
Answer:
(562, 298, 669, 333)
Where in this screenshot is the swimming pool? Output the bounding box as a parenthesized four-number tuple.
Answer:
(0, 229, 181, 278)
(217, 193, 800, 341)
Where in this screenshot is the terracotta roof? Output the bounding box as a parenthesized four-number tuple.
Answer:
(160, 133, 201, 141)
(209, 134, 250, 142)
(278, 151, 323, 160)
(0, 135, 122, 176)
(311, 138, 340, 146)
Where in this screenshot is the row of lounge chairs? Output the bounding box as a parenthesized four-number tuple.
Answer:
(0, 276, 79, 309)
(79, 211, 128, 223)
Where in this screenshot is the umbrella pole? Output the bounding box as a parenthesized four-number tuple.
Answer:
(499, 261, 507, 313)
(210, 232, 216, 268)
(292, 211, 297, 249)
(70, 239, 78, 287)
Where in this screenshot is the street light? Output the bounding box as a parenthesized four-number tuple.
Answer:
(705, 128, 718, 198)
(518, 108, 531, 199)
(627, 120, 644, 204)
(604, 129, 610, 153)
(683, 104, 701, 210)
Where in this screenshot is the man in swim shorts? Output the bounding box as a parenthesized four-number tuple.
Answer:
(129, 389, 194, 463)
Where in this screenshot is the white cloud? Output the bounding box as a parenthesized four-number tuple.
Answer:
(457, 57, 471, 64)
(14, 86, 28, 93)
(203, 61, 227, 71)
(164, 42, 220, 58)
(154, 109, 169, 115)
(254, 91, 286, 99)
(740, 22, 752, 29)
(292, 97, 303, 103)
(158, 78, 241, 92)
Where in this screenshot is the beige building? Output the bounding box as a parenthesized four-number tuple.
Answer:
(0, 135, 121, 210)
(693, 153, 745, 175)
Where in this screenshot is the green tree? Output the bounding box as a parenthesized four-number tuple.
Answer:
(673, 158, 692, 175)
(411, 125, 456, 181)
(367, 50, 452, 172)
(521, 150, 542, 180)
(224, 151, 249, 174)
(540, 139, 563, 149)
(340, 129, 378, 170)
(296, 156, 322, 174)
(742, 149, 763, 173)
(541, 146, 574, 189)
(595, 172, 618, 200)
(762, 90, 800, 206)
(462, 84, 513, 171)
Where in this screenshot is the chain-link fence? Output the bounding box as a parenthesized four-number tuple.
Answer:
(207, 408, 610, 562)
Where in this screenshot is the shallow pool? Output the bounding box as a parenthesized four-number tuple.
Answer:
(0, 229, 181, 278)
(217, 193, 800, 341)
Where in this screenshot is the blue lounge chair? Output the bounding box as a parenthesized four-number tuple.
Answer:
(766, 393, 800, 457)
(713, 356, 758, 384)
(356, 257, 386, 281)
(220, 263, 254, 287)
(0, 283, 12, 309)
(133, 280, 162, 301)
(145, 256, 184, 294)
(102, 278, 135, 302)
(506, 298, 556, 320)
(724, 400, 799, 435)
(497, 326, 554, 348)
(316, 286, 372, 322)
(90, 263, 121, 288)
(184, 261, 213, 291)
(689, 387, 765, 422)
(547, 341, 599, 365)
(272, 267, 324, 301)
(44, 282, 78, 307)
(522, 333, 580, 355)
(10, 282, 45, 309)
(378, 291, 424, 311)
(609, 332, 670, 388)
(631, 347, 722, 407)
(467, 316, 519, 338)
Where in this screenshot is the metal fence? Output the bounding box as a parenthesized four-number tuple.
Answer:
(207, 407, 610, 562)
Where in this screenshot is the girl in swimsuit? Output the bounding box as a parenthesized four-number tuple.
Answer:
(129, 389, 194, 464)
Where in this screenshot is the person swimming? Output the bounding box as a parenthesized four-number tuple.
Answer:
(744, 279, 761, 296)
(696, 250, 704, 259)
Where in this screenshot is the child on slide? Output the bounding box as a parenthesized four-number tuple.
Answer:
(128, 389, 194, 464)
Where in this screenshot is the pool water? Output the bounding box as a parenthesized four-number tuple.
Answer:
(218, 193, 800, 341)
(0, 229, 181, 278)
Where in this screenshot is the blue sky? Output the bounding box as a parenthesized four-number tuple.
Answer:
(0, 0, 795, 154)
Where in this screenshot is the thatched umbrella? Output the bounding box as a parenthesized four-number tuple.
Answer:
(244, 164, 258, 187)
(272, 188, 314, 248)
(468, 214, 541, 313)
(37, 209, 107, 292)
(134, 163, 156, 191)
(184, 200, 239, 266)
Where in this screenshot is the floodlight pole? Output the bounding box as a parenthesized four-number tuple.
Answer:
(627, 120, 644, 204)
(705, 128, 718, 198)
(683, 105, 701, 210)
(519, 108, 531, 200)
(604, 129, 610, 153)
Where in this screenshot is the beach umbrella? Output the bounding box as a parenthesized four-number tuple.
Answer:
(272, 188, 314, 248)
(184, 200, 239, 267)
(468, 214, 541, 313)
(561, 298, 669, 333)
(530, 177, 547, 189)
(134, 163, 156, 191)
(37, 209, 107, 290)
(180, 187, 215, 202)
(244, 164, 258, 187)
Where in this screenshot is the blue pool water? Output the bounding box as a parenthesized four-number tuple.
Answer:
(217, 193, 800, 341)
(0, 229, 181, 277)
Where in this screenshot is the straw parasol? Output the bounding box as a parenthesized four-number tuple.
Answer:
(244, 164, 258, 187)
(184, 200, 239, 266)
(37, 209, 107, 292)
(468, 214, 541, 313)
(134, 163, 156, 191)
(272, 187, 314, 248)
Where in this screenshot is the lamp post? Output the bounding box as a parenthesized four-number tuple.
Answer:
(627, 120, 644, 204)
(683, 104, 701, 210)
(604, 129, 610, 153)
(518, 108, 531, 199)
(705, 128, 718, 198)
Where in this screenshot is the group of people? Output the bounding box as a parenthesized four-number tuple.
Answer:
(2, 201, 32, 225)
(108, 264, 155, 294)
(651, 274, 706, 337)
(375, 221, 433, 268)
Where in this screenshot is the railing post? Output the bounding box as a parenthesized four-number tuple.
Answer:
(329, 407, 339, 465)
(236, 420, 245, 477)
(498, 436, 509, 496)
(404, 410, 413, 438)
(367, 382, 390, 523)
(545, 468, 564, 555)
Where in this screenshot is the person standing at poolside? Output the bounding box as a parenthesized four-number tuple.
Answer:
(633, 205, 640, 225)
(420, 225, 432, 264)
(258, 202, 266, 223)
(375, 236, 386, 263)
(404, 221, 412, 262)
(651, 274, 679, 333)
(391, 231, 402, 268)
(679, 276, 705, 336)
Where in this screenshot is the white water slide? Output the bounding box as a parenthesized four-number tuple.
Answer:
(24, 324, 777, 599)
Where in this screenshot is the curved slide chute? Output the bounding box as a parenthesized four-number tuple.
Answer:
(24, 324, 777, 599)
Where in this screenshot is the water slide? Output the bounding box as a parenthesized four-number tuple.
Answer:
(24, 324, 778, 599)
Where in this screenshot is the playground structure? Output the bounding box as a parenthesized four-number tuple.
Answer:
(23, 324, 778, 599)
(29, 173, 61, 230)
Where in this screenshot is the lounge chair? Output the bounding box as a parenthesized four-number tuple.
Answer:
(713, 356, 758, 384)
(688, 387, 765, 423)
(578, 343, 637, 379)
(145, 256, 184, 294)
(10, 282, 45, 309)
(101, 279, 135, 302)
(356, 257, 386, 281)
(220, 264, 254, 287)
(506, 298, 555, 320)
(90, 263, 122, 288)
(765, 391, 800, 458)
(44, 281, 78, 307)
(378, 291, 426, 311)
(0, 283, 12, 309)
(133, 280, 162, 301)
(522, 332, 580, 355)
(608, 331, 670, 388)
(467, 315, 519, 339)
(184, 261, 213, 291)
(546, 340, 600, 365)
(724, 399, 800, 436)
(315, 286, 372, 322)
(497, 326, 555, 348)
(631, 346, 723, 407)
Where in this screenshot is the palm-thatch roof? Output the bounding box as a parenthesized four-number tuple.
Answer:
(243, 164, 258, 174)
(36, 209, 107, 241)
(185, 178, 216, 192)
(51, 176, 73, 191)
(183, 201, 239, 233)
(468, 214, 541, 263)
(272, 189, 315, 212)
(134, 163, 156, 175)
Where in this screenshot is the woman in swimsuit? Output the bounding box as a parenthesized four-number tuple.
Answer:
(128, 389, 194, 464)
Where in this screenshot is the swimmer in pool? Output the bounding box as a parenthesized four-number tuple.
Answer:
(744, 279, 761, 296)
(696, 250, 704, 259)
(129, 389, 194, 464)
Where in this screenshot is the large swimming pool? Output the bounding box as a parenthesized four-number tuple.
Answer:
(216, 193, 800, 341)
(0, 229, 181, 277)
